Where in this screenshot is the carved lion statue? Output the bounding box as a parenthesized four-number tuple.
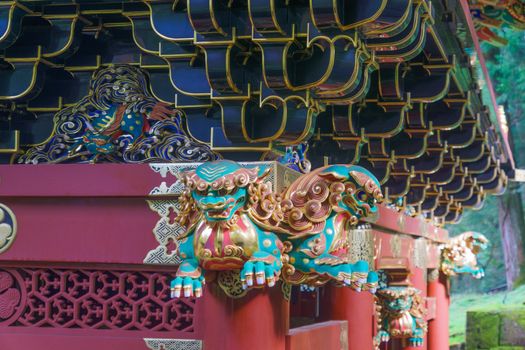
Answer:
(170, 160, 383, 298)
(374, 287, 427, 348)
(441, 231, 489, 279)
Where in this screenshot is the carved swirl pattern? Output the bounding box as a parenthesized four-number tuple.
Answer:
(217, 271, 248, 299)
(18, 65, 219, 164)
(0, 267, 195, 332)
(280, 281, 292, 301)
(180, 166, 261, 192)
(278, 165, 383, 237)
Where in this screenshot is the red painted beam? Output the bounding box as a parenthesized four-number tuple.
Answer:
(0, 164, 169, 197)
(0, 197, 159, 264)
(0, 164, 447, 266)
(286, 321, 348, 350)
(0, 164, 176, 264)
(367, 206, 448, 243)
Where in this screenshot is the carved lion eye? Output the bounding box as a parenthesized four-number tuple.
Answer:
(356, 190, 368, 201)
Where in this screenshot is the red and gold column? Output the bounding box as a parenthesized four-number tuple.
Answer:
(200, 283, 289, 350)
(427, 270, 449, 350)
(320, 285, 375, 350)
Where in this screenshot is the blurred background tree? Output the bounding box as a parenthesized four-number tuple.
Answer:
(447, 30, 525, 292)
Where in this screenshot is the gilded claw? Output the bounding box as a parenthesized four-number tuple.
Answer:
(171, 287, 181, 299)
(170, 277, 183, 299)
(241, 259, 279, 289)
(256, 271, 265, 285)
(183, 276, 194, 297)
(267, 277, 275, 287)
(170, 274, 204, 299)
(245, 272, 254, 286)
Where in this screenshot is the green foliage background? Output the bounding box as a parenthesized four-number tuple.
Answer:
(447, 195, 506, 293)
(484, 31, 525, 170)
(447, 30, 525, 293)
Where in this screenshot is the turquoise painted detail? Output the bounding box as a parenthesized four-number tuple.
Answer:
(19, 66, 219, 164)
(276, 143, 311, 173)
(376, 287, 428, 348)
(441, 231, 489, 279)
(169, 160, 383, 298)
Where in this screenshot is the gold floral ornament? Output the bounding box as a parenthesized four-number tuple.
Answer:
(0, 204, 17, 254)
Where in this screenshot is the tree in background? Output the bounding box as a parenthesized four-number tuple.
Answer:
(480, 30, 525, 289)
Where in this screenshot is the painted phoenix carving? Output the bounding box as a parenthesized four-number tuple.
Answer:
(170, 160, 383, 298)
(441, 231, 489, 279)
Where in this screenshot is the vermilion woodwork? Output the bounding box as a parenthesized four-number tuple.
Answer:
(0, 267, 195, 332)
(0, 163, 445, 350)
(200, 283, 289, 350)
(427, 274, 450, 350)
(320, 286, 375, 350)
(286, 320, 348, 350)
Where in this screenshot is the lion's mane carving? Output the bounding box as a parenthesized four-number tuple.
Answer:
(170, 160, 383, 298)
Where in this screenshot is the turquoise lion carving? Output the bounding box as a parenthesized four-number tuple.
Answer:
(441, 231, 489, 279)
(375, 287, 428, 348)
(170, 160, 383, 298)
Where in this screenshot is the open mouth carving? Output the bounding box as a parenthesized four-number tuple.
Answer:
(206, 206, 233, 218)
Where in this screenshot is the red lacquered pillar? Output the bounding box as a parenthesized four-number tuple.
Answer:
(199, 282, 289, 350)
(427, 272, 449, 350)
(320, 285, 375, 350)
(404, 267, 427, 350)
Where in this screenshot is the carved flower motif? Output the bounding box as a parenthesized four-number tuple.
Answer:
(0, 224, 12, 248)
(0, 207, 14, 251)
(0, 271, 20, 320)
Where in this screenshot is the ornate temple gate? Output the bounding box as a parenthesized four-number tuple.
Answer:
(0, 163, 451, 350)
(0, 0, 515, 349)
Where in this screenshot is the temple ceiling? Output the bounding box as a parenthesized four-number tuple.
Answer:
(0, 0, 512, 225)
